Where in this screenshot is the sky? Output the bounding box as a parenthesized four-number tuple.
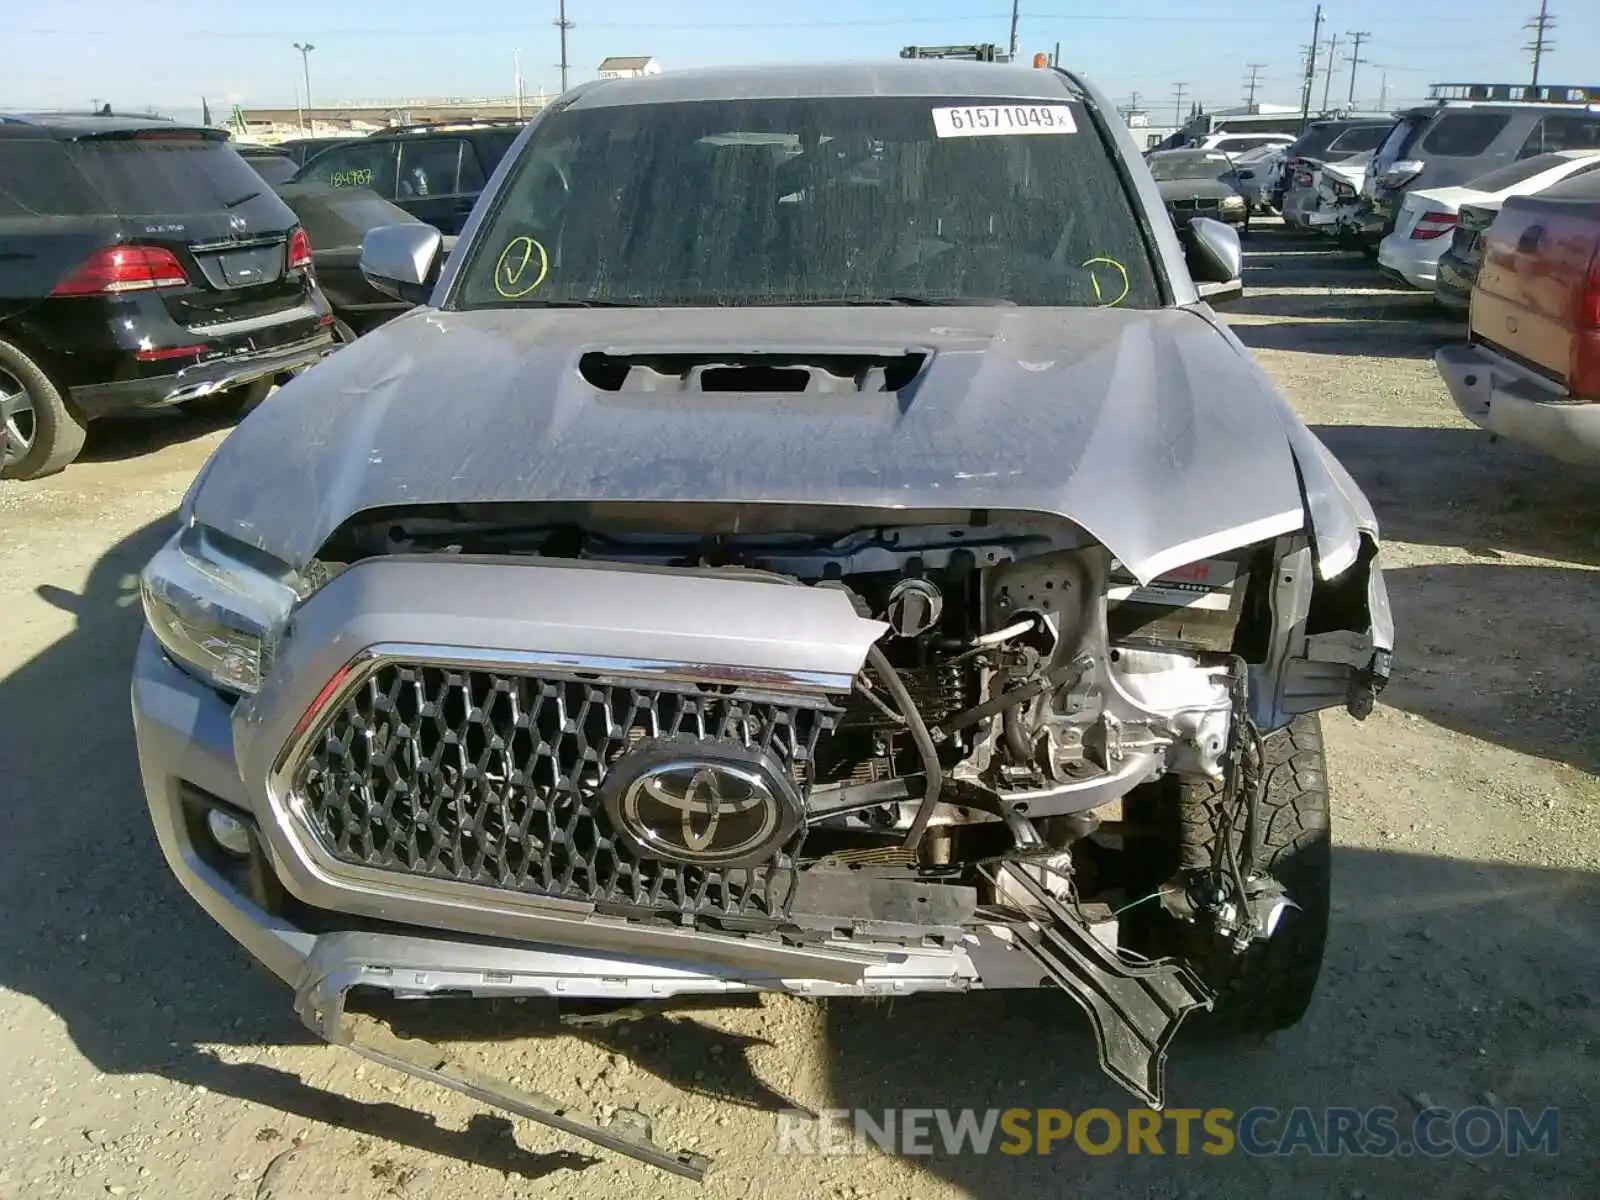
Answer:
(5, 0, 1594, 123)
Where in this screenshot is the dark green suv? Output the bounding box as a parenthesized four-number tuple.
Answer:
(290, 119, 525, 235)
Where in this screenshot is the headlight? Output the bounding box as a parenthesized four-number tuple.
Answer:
(1221, 194, 1246, 209)
(140, 526, 309, 695)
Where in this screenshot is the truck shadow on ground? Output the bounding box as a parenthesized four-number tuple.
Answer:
(73, 406, 238, 466)
(1230, 319, 1462, 361)
(1314, 421, 1599, 774)
(811, 845, 1599, 1198)
(1, 514, 1595, 1195)
(1227, 227, 1463, 359)
(1312, 422, 1600, 566)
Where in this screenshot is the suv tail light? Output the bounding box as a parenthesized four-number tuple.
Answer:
(1380, 159, 1425, 189)
(287, 228, 313, 271)
(51, 246, 189, 296)
(1410, 210, 1459, 240)
(1580, 243, 1600, 330)
(1573, 243, 1600, 398)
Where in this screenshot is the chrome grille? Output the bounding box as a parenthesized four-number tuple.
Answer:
(292, 662, 839, 923)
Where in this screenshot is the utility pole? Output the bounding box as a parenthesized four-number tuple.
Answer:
(293, 42, 315, 133)
(1321, 33, 1339, 112)
(1008, 0, 1020, 63)
(1524, 0, 1556, 88)
(1172, 81, 1188, 129)
(1299, 4, 1324, 128)
(514, 48, 524, 118)
(554, 0, 573, 93)
(1345, 31, 1370, 106)
(1127, 90, 1142, 119)
(1243, 63, 1266, 107)
(1372, 64, 1391, 110)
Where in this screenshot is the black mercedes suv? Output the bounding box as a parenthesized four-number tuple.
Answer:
(0, 113, 338, 480)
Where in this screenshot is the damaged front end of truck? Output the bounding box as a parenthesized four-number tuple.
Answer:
(137, 386, 1389, 1177)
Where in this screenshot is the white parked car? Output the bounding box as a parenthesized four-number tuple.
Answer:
(1377, 149, 1600, 291)
(1192, 131, 1295, 156)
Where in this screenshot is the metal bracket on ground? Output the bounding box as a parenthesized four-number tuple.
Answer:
(295, 966, 712, 1182)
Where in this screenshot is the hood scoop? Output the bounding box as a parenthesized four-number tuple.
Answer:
(578, 350, 928, 395)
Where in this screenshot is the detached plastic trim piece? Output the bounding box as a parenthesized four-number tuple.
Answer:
(295, 963, 712, 1181)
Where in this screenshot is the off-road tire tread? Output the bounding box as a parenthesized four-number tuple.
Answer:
(0, 338, 87, 480)
(1169, 713, 1331, 1032)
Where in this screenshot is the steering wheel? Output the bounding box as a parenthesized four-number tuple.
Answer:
(896, 241, 1004, 296)
(895, 241, 1112, 306)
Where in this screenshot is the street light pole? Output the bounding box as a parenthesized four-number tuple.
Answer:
(293, 42, 316, 133)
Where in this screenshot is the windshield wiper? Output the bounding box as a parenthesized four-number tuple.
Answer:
(495, 298, 652, 308)
(484, 296, 1017, 309)
(222, 190, 261, 209)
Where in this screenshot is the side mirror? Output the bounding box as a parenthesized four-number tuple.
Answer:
(1184, 216, 1242, 295)
(360, 223, 444, 305)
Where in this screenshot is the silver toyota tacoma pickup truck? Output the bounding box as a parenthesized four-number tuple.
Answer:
(132, 60, 1394, 1179)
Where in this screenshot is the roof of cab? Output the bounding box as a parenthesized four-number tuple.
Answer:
(564, 60, 1083, 109)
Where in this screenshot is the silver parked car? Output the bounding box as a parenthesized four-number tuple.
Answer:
(132, 61, 1394, 1177)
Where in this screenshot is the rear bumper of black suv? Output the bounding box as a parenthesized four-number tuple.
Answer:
(70, 325, 338, 418)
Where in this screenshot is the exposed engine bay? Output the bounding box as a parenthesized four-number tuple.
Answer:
(313, 504, 1300, 910)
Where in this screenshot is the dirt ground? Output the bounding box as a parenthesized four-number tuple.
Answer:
(1, 224, 1596, 1200)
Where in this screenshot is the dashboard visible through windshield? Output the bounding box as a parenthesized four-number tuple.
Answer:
(451, 95, 1163, 310)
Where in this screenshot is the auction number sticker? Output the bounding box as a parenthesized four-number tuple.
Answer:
(931, 105, 1077, 137)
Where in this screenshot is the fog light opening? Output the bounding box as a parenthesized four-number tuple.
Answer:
(205, 808, 253, 858)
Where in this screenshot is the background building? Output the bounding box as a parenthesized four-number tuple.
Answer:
(597, 56, 662, 80)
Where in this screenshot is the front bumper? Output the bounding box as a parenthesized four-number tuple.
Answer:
(132, 549, 1230, 1172)
(72, 328, 338, 418)
(1435, 344, 1600, 465)
(132, 599, 986, 999)
(1166, 205, 1248, 230)
(1376, 232, 1442, 291)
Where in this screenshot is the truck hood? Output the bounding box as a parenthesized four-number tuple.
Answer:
(188, 304, 1317, 586)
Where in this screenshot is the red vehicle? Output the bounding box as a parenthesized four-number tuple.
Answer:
(1435, 168, 1600, 464)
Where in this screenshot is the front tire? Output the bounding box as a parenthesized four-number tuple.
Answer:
(0, 338, 88, 481)
(1125, 713, 1331, 1032)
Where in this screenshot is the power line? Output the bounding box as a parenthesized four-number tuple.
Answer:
(1524, 1, 1556, 87)
(1345, 31, 1371, 106)
(1244, 62, 1266, 106)
(1171, 81, 1188, 127)
(8, 13, 1393, 39)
